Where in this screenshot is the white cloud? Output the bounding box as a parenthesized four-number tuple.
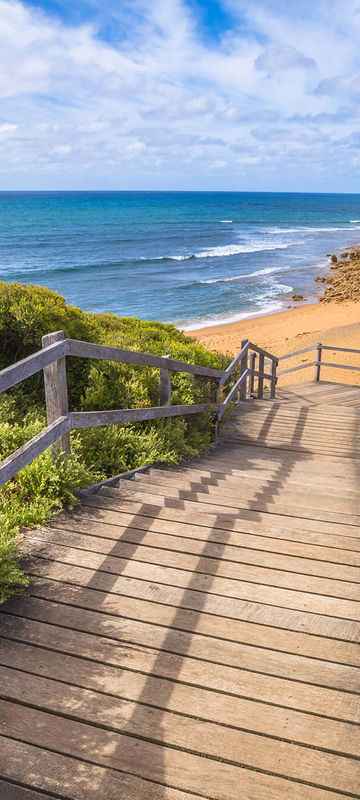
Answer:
(255, 46, 316, 72)
(0, 0, 359, 189)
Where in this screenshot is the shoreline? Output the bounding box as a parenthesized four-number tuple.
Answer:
(184, 249, 360, 386)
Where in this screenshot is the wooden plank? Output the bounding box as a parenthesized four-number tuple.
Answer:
(0, 416, 71, 488)
(1, 623, 359, 732)
(41, 330, 70, 454)
(4, 597, 359, 691)
(66, 338, 224, 379)
(26, 560, 360, 641)
(32, 526, 360, 601)
(1, 727, 351, 800)
(29, 538, 360, 620)
(0, 738, 201, 800)
(47, 518, 360, 580)
(1, 677, 359, 793)
(113, 478, 360, 521)
(0, 338, 67, 394)
(70, 403, 207, 429)
(0, 781, 55, 800)
(77, 500, 360, 555)
(26, 578, 360, 665)
(98, 484, 360, 531)
(135, 471, 360, 511)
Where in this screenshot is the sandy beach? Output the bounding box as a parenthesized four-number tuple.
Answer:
(186, 299, 360, 386)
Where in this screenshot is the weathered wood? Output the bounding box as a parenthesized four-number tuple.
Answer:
(70, 403, 208, 430)
(322, 344, 360, 354)
(0, 338, 67, 394)
(0, 416, 71, 488)
(278, 361, 316, 376)
(218, 340, 249, 387)
(66, 337, 224, 379)
(217, 370, 249, 421)
(248, 341, 279, 363)
(278, 345, 315, 360)
(159, 354, 171, 406)
(270, 357, 277, 399)
(315, 342, 322, 382)
(257, 353, 264, 399)
(317, 361, 360, 372)
(42, 331, 70, 455)
(239, 338, 249, 401)
(249, 368, 273, 381)
(249, 352, 256, 394)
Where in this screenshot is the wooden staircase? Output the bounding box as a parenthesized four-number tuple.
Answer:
(1, 380, 359, 799)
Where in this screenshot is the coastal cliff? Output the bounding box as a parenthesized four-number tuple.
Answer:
(321, 247, 360, 303)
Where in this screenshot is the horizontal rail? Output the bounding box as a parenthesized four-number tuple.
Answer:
(0, 340, 67, 394)
(321, 345, 360, 355)
(67, 339, 224, 379)
(278, 346, 315, 361)
(0, 416, 71, 488)
(319, 362, 360, 372)
(277, 361, 316, 376)
(218, 341, 249, 388)
(70, 403, 209, 429)
(249, 369, 273, 381)
(248, 342, 278, 364)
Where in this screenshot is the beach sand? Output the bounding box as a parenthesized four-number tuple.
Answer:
(186, 300, 360, 386)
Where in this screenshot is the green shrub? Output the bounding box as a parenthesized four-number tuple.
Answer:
(0, 281, 230, 601)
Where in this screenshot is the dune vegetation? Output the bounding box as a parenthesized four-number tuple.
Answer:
(0, 282, 228, 602)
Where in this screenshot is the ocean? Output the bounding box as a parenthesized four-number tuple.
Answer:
(1, 191, 360, 330)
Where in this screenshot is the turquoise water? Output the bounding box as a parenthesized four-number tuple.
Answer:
(1, 191, 360, 329)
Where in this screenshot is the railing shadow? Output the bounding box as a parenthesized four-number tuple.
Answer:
(1, 394, 359, 796)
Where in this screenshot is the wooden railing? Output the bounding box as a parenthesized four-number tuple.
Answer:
(217, 339, 278, 421)
(277, 344, 360, 381)
(0, 331, 278, 487)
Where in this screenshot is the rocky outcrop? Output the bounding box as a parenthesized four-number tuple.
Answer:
(320, 247, 360, 303)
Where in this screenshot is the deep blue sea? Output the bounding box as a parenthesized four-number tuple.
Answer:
(1, 191, 360, 329)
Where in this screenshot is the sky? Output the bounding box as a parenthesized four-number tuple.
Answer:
(0, 0, 360, 191)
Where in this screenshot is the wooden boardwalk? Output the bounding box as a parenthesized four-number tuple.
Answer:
(1, 381, 360, 799)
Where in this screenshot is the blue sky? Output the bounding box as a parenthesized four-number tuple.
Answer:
(0, 0, 359, 190)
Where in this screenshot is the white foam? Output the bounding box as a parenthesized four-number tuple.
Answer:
(350, 219, 360, 223)
(220, 220, 233, 223)
(194, 242, 290, 259)
(179, 281, 293, 331)
(267, 225, 360, 233)
(200, 265, 280, 284)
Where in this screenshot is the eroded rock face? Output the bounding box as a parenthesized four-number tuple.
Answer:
(321, 247, 360, 303)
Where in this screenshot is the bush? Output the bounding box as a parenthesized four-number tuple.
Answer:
(0, 282, 229, 601)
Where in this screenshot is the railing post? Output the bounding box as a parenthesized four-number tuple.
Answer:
(257, 353, 264, 399)
(159, 354, 171, 406)
(239, 338, 249, 401)
(41, 330, 70, 455)
(249, 352, 256, 396)
(315, 343, 322, 382)
(270, 358, 277, 399)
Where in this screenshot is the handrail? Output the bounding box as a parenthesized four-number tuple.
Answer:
(277, 343, 360, 379)
(218, 340, 249, 387)
(0, 330, 280, 487)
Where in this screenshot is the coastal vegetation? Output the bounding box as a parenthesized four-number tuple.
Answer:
(0, 281, 228, 601)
